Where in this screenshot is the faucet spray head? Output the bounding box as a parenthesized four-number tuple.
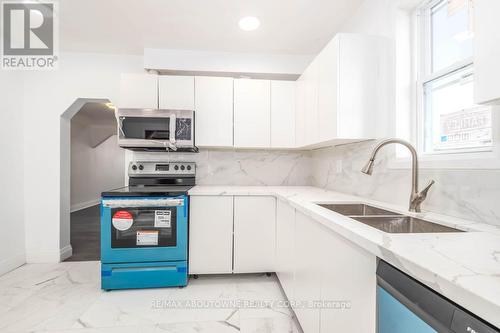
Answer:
(361, 159, 375, 175)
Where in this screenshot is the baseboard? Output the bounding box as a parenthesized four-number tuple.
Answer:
(60, 245, 73, 261)
(26, 249, 62, 263)
(71, 198, 100, 213)
(0, 252, 26, 276)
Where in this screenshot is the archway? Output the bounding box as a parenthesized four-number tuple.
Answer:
(60, 98, 124, 261)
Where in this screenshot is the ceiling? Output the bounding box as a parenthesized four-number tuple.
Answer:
(59, 0, 364, 55)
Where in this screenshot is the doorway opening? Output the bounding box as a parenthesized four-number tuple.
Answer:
(60, 98, 125, 262)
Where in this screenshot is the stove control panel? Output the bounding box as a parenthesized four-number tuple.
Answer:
(129, 161, 196, 177)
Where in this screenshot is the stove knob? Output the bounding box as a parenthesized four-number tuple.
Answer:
(138, 165, 144, 171)
(174, 165, 179, 170)
(180, 165, 185, 171)
(132, 165, 137, 171)
(187, 165, 192, 171)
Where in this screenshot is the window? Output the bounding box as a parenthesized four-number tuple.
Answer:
(418, 0, 492, 154)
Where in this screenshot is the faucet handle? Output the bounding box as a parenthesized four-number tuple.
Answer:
(419, 180, 435, 198)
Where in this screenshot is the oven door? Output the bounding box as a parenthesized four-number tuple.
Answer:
(100, 196, 188, 264)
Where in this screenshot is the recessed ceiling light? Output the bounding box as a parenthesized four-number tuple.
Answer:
(239, 16, 260, 31)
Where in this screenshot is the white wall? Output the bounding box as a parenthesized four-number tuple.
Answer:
(0, 72, 26, 274)
(71, 117, 124, 211)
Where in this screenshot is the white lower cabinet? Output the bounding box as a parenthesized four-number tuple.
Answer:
(233, 196, 276, 273)
(294, 211, 322, 333)
(188, 196, 233, 274)
(278, 203, 377, 333)
(276, 199, 296, 300)
(320, 228, 376, 332)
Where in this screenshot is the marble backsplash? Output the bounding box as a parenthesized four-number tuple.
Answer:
(310, 140, 500, 227)
(129, 143, 500, 227)
(130, 149, 313, 186)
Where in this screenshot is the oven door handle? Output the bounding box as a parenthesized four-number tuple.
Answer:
(102, 198, 184, 208)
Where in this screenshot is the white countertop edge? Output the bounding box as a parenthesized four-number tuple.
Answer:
(188, 185, 500, 328)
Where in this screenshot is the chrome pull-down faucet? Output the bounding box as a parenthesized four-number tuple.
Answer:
(361, 138, 435, 213)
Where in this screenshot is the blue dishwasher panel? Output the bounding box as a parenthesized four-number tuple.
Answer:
(378, 286, 437, 333)
(101, 261, 187, 290)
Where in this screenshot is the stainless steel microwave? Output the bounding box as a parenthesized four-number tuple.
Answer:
(116, 108, 197, 152)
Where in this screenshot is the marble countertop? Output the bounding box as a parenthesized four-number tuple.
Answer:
(189, 185, 500, 328)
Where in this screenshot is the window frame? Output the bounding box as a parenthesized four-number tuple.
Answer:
(389, 0, 500, 170)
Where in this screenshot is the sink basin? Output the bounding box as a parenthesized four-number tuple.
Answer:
(350, 216, 463, 233)
(317, 203, 464, 233)
(318, 203, 402, 216)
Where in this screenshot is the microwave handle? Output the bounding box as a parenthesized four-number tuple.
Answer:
(169, 114, 176, 146)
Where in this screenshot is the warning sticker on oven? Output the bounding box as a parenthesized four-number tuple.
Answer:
(154, 210, 172, 228)
(112, 211, 133, 231)
(136, 231, 159, 246)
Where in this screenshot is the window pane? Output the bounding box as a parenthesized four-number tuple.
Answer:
(431, 0, 474, 72)
(423, 66, 492, 152)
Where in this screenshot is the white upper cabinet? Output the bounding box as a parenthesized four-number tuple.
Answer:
(295, 76, 306, 147)
(234, 79, 271, 148)
(303, 60, 320, 146)
(195, 76, 234, 147)
(119, 73, 158, 109)
(271, 80, 296, 148)
(317, 37, 339, 143)
(233, 196, 276, 273)
(474, 0, 500, 105)
(158, 75, 195, 110)
(296, 33, 393, 147)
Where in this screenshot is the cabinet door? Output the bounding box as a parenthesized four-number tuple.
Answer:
(233, 196, 276, 273)
(194, 76, 234, 147)
(474, 0, 500, 105)
(189, 196, 233, 274)
(271, 81, 296, 148)
(158, 76, 195, 110)
(317, 37, 339, 142)
(276, 199, 296, 301)
(320, 228, 376, 333)
(119, 73, 158, 109)
(337, 34, 393, 139)
(295, 76, 306, 147)
(303, 61, 319, 146)
(294, 211, 322, 333)
(234, 79, 271, 148)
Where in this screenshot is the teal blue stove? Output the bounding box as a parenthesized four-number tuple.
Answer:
(100, 161, 195, 290)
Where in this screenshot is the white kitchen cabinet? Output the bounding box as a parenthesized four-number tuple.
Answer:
(119, 73, 158, 109)
(316, 37, 339, 143)
(188, 196, 233, 274)
(320, 228, 377, 333)
(195, 76, 234, 147)
(294, 211, 323, 333)
(474, 0, 500, 105)
(276, 199, 296, 301)
(295, 76, 306, 147)
(158, 75, 195, 110)
(271, 81, 296, 148)
(234, 79, 271, 148)
(233, 196, 276, 273)
(303, 61, 320, 146)
(295, 33, 393, 147)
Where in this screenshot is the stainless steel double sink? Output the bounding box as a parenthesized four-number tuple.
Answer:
(317, 203, 463, 234)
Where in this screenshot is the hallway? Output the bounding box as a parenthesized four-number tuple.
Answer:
(65, 205, 100, 262)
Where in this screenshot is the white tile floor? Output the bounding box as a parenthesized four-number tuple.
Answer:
(0, 261, 302, 333)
